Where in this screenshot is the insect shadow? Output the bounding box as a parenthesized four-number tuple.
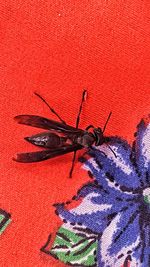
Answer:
(13, 90, 114, 177)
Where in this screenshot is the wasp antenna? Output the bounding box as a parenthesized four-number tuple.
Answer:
(102, 112, 112, 133)
(76, 90, 88, 129)
(107, 144, 117, 158)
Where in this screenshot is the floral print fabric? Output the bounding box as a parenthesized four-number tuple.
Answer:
(42, 115, 150, 267)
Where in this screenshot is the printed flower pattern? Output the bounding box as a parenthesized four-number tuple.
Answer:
(42, 115, 150, 267)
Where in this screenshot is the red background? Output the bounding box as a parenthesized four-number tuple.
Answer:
(0, 0, 149, 266)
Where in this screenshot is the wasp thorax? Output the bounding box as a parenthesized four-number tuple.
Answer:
(77, 133, 94, 147)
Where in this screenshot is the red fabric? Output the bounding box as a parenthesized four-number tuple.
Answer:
(0, 0, 149, 266)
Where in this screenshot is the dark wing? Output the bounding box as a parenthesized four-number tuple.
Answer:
(13, 144, 83, 163)
(14, 115, 84, 134)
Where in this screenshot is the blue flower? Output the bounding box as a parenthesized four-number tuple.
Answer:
(43, 115, 150, 267)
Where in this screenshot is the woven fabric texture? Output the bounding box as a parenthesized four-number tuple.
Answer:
(0, 0, 149, 266)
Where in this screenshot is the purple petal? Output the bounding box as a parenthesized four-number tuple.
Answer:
(55, 185, 135, 233)
(132, 224, 150, 266)
(97, 205, 140, 267)
(84, 137, 141, 197)
(85, 137, 141, 191)
(134, 115, 150, 184)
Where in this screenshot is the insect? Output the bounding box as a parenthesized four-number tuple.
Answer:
(13, 91, 112, 177)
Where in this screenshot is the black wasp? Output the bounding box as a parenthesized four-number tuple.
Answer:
(13, 90, 112, 177)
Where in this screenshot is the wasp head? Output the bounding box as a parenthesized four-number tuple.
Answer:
(93, 127, 104, 146)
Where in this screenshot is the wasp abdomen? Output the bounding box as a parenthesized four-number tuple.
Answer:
(25, 132, 64, 148)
